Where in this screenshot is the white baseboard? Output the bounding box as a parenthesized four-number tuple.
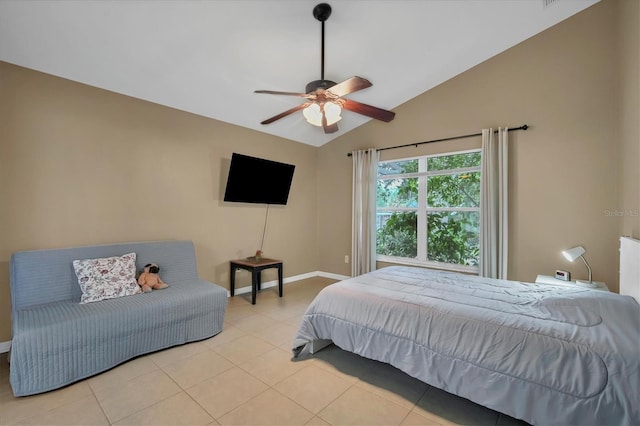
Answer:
(0, 341, 11, 354)
(318, 271, 351, 281)
(229, 270, 349, 296)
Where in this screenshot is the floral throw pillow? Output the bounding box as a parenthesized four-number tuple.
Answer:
(73, 252, 141, 304)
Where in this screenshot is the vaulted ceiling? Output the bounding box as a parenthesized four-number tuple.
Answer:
(0, 0, 599, 146)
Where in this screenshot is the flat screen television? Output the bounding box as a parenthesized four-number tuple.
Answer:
(223, 153, 295, 205)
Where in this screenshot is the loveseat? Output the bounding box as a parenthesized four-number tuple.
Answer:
(9, 240, 227, 396)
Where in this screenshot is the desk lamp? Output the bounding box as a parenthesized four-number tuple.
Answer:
(562, 246, 593, 285)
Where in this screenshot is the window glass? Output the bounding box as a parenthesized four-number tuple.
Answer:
(426, 211, 480, 266)
(377, 178, 418, 208)
(378, 159, 418, 176)
(376, 150, 481, 270)
(427, 172, 480, 208)
(376, 211, 417, 258)
(427, 152, 481, 171)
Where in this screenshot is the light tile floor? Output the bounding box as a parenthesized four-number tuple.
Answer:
(0, 277, 530, 426)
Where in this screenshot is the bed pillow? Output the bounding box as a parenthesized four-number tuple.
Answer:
(73, 252, 141, 304)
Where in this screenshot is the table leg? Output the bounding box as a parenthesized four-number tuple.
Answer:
(230, 264, 236, 297)
(251, 271, 258, 305)
(278, 264, 283, 297)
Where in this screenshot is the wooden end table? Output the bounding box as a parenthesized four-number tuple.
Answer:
(230, 257, 283, 305)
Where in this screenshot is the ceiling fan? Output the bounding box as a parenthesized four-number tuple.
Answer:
(255, 3, 396, 134)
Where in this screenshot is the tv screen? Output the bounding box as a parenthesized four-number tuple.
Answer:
(223, 153, 295, 205)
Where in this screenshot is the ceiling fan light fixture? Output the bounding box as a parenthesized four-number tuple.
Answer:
(324, 102, 342, 125)
(302, 103, 322, 126)
(303, 102, 342, 127)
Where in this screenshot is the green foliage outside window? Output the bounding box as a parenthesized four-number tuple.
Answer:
(427, 211, 479, 265)
(376, 152, 481, 266)
(376, 211, 417, 258)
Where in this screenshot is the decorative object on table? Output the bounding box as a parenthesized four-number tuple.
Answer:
(137, 263, 168, 293)
(255, 250, 263, 261)
(561, 245, 593, 285)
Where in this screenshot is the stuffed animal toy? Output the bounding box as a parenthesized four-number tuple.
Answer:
(137, 263, 168, 293)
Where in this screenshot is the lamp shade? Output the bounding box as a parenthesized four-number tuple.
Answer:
(324, 102, 342, 125)
(303, 102, 342, 127)
(302, 103, 322, 126)
(562, 246, 586, 262)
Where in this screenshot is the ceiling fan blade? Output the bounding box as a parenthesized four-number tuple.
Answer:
(320, 108, 339, 134)
(260, 103, 310, 125)
(327, 76, 372, 97)
(319, 106, 340, 134)
(342, 99, 396, 122)
(323, 123, 339, 134)
(255, 90, 310, 97)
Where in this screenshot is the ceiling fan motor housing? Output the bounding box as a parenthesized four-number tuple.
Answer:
(306, 79, 337, 93)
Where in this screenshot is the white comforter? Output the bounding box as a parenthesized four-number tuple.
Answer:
(293, 266, 640, 426)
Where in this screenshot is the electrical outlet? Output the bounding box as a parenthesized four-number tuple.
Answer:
(344, 255, 349, 264)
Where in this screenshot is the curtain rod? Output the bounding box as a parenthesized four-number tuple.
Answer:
(347, 124, 529, 157)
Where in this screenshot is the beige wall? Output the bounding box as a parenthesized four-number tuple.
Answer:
(318, 0, 638, 292)
(617, 0, 640, 237)
(0, 62, 319, 341)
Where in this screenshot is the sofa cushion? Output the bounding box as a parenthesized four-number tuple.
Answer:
(72, 252, 141, 304)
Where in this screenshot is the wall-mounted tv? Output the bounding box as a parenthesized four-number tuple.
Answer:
(223, 153, 295, 205)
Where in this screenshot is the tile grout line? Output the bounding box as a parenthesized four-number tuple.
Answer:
(86, 379, 113, 425)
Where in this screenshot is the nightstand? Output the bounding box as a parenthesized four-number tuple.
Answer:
(535, 275, 609, 291)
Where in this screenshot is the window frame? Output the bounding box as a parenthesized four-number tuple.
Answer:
(376, 148, 481, 273)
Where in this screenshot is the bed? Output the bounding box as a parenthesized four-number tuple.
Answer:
(292, 266, 640, 426)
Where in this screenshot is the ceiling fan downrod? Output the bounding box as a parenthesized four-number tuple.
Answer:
(306, 3, 335, 93)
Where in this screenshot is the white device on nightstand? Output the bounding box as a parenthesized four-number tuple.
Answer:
(535, 274, 609, 291)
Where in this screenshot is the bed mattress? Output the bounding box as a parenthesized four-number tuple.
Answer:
(292, 266, 640, 425)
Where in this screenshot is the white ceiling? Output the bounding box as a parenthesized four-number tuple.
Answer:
(0, 0, 598, 147)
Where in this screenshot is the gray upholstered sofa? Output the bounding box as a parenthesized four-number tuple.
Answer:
(9, 240, 227, 396)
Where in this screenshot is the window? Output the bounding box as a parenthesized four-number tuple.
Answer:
(376, 150, 481, 271)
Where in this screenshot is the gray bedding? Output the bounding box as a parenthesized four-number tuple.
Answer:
(292, 266, 640, 426)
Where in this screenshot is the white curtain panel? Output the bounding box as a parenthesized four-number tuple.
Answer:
(480, 128, 509, 279)
(351, 148, 379, 276)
